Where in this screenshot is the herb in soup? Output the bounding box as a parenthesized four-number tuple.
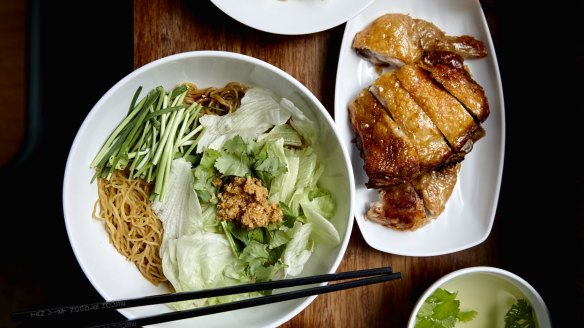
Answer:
(504, 298, 536, 328)
(415, 287, 477, 328)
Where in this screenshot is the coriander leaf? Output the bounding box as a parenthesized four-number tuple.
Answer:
(222, 135, 249, 155)
(198, 148, 222, 168)
(433, 299, 460, 321)
(214, 152, 252, 177)
(415, 288, 477, 328)
(239, 240, 269, 264)
(252, 261, 284, 283)
(458, 310, 478, 322)
(504, 299, 536, 328)
(192, 149, 222, 204)
(268, 229, 291, 249)
(254, 142, 288, 190)
(192, 165, 219, 204)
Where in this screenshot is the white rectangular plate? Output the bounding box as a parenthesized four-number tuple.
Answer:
(334, 0, 505, 256)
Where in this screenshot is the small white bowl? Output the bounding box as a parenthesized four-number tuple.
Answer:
(407, 266, 551, 328)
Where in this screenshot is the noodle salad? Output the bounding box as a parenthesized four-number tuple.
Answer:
(90, 82, 339, 309)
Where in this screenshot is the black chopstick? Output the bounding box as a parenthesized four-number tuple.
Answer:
(12, 266, 399, 326)
(91, 271, 402, 328)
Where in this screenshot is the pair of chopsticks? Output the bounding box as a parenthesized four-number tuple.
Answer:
(12, 267, 400, 327)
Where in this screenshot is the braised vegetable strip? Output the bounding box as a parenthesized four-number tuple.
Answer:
(90, 84, 205, 201)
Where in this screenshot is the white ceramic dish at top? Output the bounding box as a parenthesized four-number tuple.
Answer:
(63, 51, 355, 327)
(210, 0, 374, 35)
(407, 267, 552, 328)
(334, 0, 505, 256)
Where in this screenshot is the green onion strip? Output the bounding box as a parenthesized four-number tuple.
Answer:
(90, 84, 206, 201)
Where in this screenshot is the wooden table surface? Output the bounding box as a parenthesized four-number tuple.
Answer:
(133, 1, 501, 326)
(0, 1, 581, 327)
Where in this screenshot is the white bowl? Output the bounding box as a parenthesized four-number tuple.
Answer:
(63, 50, 355, 327)
(407, 266, 551, 328)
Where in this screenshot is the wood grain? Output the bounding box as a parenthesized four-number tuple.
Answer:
(134, 0, 500, 326)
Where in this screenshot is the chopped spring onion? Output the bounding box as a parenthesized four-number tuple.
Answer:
(90, 85, 205, 201)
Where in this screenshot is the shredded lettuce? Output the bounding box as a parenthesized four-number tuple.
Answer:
(156, 87, 339, 309)
(282, 222, 314, 276)
(151, 157, 202, 255)
(163, 232, 245, 310)
(196, 88, 293, 153)
(301, 201, 339, 246)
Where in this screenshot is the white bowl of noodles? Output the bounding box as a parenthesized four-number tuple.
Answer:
(63, 51, 355, 327)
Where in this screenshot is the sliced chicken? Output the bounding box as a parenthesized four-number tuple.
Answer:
(412, 162, 461, 217)
(348, 89, 420, 188)
(353, 13, 487, 67)
(366, 182, 428, 231)
(351, 13, 490, 232)
(419, 50, 490, 123)
(395, 64, 485, 153)
(414, 18, 487, 59)
(366, 163, 461, 231)
(369, 70, 460, 172)
(352, 13, 421, 67)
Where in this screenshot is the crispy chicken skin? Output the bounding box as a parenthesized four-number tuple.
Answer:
(395, 64, 485, 153)
(352, 13, 422, 67)
(352, 13, 490, 232)
(412, 163, 461, 217)
(369, 70, 458, 171)
(366, 182, 428, 231)
(419, 51, 490, 123)
(414, 18, 487, 59)
(348, 89, 421, 188)
(366, 163, 461, 230)
(353, 13, 487, 67)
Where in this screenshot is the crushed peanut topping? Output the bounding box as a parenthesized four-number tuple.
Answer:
(216, 176, 284, 229)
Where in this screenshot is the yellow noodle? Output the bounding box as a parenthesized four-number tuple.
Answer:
(183, 81, 248, 115)
(93, 82, 248, 288)
(93, 170, 167, 286)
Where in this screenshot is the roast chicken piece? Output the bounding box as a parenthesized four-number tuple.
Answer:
(412, 162, 461, 217)
(350, 13, 490, 231)
(352, 13, 487, 67)
(348, 88, 420, 188)
(366, 182, 428, 231)
(395, 64, 485, 153)
(352, 13, 421, 67)
(369, 70, 459, 172)
(419, 50, 490, 123)
(366, 163, 461, 231)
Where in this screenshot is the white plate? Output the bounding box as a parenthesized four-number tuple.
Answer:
(334, 0, 505, 256)
(63, 51, 355, 327)
(210, 0, 375, 35)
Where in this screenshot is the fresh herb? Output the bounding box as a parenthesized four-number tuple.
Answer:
(90, 84, 205, 201)
(415, 287, 477, 328)
(504, 299, 536, 328)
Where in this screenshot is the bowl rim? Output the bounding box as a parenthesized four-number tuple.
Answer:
(406, 266, 552, 328)
(62, 50, 356, 327)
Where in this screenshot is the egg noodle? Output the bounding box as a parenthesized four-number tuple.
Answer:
(183, 81, 248, 115)
(93, 169, 167, 286)
(93, 82, 249, 287)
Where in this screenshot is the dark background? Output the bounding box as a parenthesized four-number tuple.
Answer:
(1, 0, 582, 327)
(1, 1, 133, 327)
